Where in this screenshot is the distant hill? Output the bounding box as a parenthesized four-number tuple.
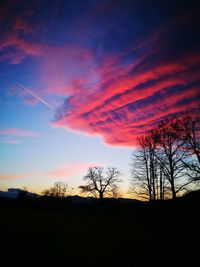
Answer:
(2, 187, 199, 203)
(0, 188, 39, 199)
(0, 188, 140, 203)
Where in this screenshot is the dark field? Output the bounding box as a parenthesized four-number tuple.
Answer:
(0, 195, 199, 266)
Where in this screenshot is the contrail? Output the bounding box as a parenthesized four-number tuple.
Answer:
(16, 82, 56, 112)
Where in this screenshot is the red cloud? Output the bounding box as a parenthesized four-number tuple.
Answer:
(50, 9, 200, 147)
(0, 1, 43, 63)
(0, 35, 43, 63)
(53, 48, 200, 147)
(1, 2, 199, 147)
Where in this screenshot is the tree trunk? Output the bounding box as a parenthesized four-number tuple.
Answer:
(169, 156, 176, 199)
(171, 181, 176, 199)
(99, 191, 103, 199)
(159, 169, 163, 200)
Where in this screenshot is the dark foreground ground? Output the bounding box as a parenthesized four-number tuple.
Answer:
(0, 192, 199, 266)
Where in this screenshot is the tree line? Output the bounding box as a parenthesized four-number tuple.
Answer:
(130, 114, 200, 200)
(42, 114, 199, 201)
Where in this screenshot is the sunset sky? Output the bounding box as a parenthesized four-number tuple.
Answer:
(0, 0, 200, 195)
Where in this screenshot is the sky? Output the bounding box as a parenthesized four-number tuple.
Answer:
(0, 0, 200, 196)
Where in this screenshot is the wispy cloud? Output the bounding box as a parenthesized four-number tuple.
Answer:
(46, 162, 101, 178)
(0, 173, 24, 180)
(0, 128, 40, 137)
(0, 137, 21, 144)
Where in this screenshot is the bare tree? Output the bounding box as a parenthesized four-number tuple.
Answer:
(181, 114, 200, 181)
(110, 184, 121, 199)
(79, 166, 122, 199)
(156, 117, 191, 199)
(130, 116, 199, 200)
(130, 132, 166, 201)
(42, 182, 68, 198)
(131, 136, 153, 201)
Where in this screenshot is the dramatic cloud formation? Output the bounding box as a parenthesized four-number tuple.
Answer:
(52, 3, 200, 146)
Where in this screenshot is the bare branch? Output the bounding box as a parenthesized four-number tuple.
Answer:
(80, 166, 122, 199)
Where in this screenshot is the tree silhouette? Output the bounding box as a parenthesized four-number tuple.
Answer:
(79, 166, 122, 199)
(130, 132, 167, 200)
(130, 116, 200, 200)
(156, 117, 191, 199)
(42, 182, 68, 198)
(182, 114, 200, 181)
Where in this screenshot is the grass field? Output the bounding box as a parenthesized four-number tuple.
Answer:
(0, 196, 199, 266)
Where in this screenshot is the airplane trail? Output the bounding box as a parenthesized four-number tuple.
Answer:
(16, 82, 56, 112)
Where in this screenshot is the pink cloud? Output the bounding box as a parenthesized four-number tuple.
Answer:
(23, 97, 39, 106)
(9, 84, 42, 107)
(39, 45, 94, 96)
(46, 162, 101, 178)
(0, 35, 43, 64)
(52, 50, 200, 147)
(0, 173, 23, 180)
(1, 4, 199, 148)
(0, 128, 39, 137)
(0, 8, 42, 64)
(0, 137, 21, 144)
(48, 9, 200, 147)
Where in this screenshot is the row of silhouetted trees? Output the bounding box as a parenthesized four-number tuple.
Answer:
(130, 114, 200, 200)
(42, 114, 199, 201)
